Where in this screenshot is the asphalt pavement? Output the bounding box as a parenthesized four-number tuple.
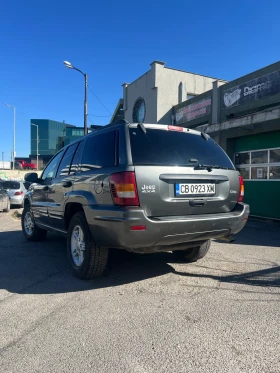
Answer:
(0, 211, 279, 373)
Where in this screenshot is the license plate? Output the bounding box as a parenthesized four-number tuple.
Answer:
(176, 183, 215, 196)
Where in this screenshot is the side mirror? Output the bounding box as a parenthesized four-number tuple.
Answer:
(24, 172, 39, 183)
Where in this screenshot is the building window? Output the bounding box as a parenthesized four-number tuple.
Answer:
(251, 150, 268, 164)
(178, 82, 183, 104)
(270, 149, 280, 163)
(269, 166, 280, 179)
(71, 129, 84, 136)
(238, 167, 250, 180)
(235, 152, 250, 165)
(235, 147, 280, 180)
(132, 98, 146, 123)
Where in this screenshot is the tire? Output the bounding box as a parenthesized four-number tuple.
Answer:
(172, 240, 211, 262)
(67, 212, 109, 280)
(3, 200, 10, 212)
(21, 204, 47, 241)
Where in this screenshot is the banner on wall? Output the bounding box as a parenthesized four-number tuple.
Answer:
(223, 70, 280, 109)
(175, 97, 211, 124)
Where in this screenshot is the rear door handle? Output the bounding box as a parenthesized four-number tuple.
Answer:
(62, 181, 73, 188)
(189, 199, 207, 207)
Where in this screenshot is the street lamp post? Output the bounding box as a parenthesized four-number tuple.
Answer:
(63, 61, 88, 135)
(4, 103, 16, 170)
(31, 123, 39, 170)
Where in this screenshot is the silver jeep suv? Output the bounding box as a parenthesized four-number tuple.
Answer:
(22, 123, 249, 279)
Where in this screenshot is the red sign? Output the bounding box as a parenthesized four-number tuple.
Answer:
(176, 97, 211, 124)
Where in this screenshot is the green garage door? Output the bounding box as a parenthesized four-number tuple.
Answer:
(234, 131, 280, 219)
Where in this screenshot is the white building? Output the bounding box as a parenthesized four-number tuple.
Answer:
(111, 60, 227, 125)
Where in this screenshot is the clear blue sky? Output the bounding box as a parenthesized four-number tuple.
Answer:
(1, 0, 280, 158)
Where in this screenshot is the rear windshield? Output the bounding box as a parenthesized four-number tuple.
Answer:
(129, 128, 234, 169)
(0, 181, 20, 189)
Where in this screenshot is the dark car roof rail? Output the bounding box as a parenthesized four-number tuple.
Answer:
(86, 120, 130, 135)
(109, 119, 130, 126)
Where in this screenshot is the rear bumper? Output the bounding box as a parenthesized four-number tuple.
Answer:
(84, 203, 250, 250)
(10, 195, 24, 205)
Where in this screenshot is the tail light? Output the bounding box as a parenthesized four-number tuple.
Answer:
(238, 176, 244, 202)
(110, 172, 139, 206)
(14, 191, 23, 196)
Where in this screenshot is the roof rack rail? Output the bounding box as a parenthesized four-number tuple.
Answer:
(86, 120, 129, 135)
(109, 119, 130, 125)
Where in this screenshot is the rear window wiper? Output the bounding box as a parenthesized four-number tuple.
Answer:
(194, 164, 232, 172)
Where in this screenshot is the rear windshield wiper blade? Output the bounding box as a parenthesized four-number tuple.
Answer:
(134, 162, 199, 166)
(194, 164, 232, 171)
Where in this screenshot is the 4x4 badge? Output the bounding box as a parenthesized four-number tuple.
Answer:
(142, 184, 156, 193)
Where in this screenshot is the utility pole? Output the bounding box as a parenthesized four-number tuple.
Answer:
(84, 73, 88, 135)
(14, 106, 16, 169)
(4, 103, 16, 170)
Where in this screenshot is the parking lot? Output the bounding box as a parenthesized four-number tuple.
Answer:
(0, 210, 279, 373)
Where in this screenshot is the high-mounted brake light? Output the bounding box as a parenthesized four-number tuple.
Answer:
(238, 176, 244, 202)
(110, 172, 139, 206)
(168, 125, 183, 132)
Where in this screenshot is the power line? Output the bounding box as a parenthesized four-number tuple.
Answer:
(87, 85, 112, 115)
(88, 114, 111, 118)
(87, 116, 95, 125)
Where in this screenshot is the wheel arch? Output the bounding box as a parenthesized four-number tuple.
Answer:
(24, 197, 31, 207)
(64, 202, 84, 230)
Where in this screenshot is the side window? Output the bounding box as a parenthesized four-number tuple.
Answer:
(178, 82, 183, 104)
(81, 131, 116, 172)
(56, 144, 78, 178)
(41, 151, 64, 181)
(70, 141, 84, 175)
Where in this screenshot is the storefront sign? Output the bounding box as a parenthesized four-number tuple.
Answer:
(175, 97, 211, 124)
(223, 70, 280, 109)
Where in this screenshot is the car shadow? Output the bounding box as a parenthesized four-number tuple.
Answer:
(0, 229, 279, 296)
(215, 220, 280, 248)
(175, 265, 280, 288)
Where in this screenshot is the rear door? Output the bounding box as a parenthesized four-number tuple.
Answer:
(73, 130, 118, 207)
(128, 125, 240, 217)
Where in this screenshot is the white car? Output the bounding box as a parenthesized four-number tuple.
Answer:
(0, 180, 27, 207)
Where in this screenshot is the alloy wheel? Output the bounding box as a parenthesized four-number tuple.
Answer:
(24, 211, 34, 236)
(71, 225, 86, 267)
